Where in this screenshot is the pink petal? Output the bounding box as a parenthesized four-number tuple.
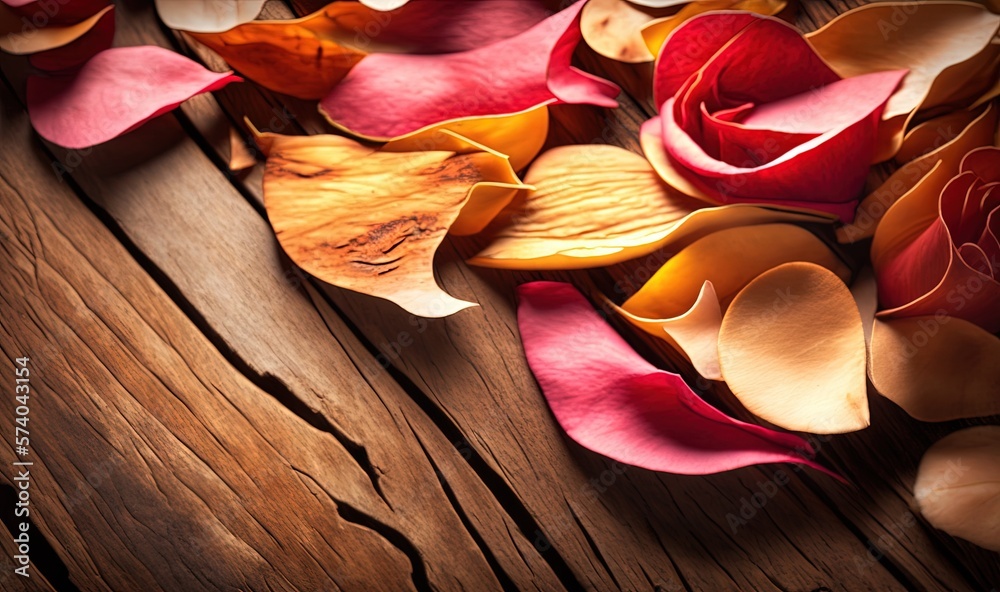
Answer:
(28, 3, 114, 71)
(517, 281, 841, 478)
(27, 46, 241, 149)
(350, 0, 552, 54)
(320, 0, 619, 139)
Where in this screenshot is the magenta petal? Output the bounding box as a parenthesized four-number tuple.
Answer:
(320, 0, 619, 139)
(517, 281, 841, 477)
(27, 46, 241, 149)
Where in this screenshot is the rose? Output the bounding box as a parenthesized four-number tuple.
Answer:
(640, 12, 907, 221)
(872, 146, 1000, 332)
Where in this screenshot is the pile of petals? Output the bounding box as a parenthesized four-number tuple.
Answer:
(4, 0, 1000, 552)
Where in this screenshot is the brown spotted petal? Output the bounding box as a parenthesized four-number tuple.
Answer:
(254, 126, 526, 317)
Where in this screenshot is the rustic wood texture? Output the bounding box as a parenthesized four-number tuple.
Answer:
(0, 0, 997, 590)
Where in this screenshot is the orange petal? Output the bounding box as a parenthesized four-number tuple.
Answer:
(806, 1, 1000, 161)
(155, 0, 265, 33)
(470, 144, 833, 269)
(640, 0, 786, 59)
(870, 316, 1000, 421)
(0, 3, 112, 55)
(254, 126, 525, 317)
(188, 5, 370, 100)
(718, 262, 870, 434)
(914, 426, 1000, 552)
(580, 0, 670, 63)
(228, 127, 256, 172)
(838, 101, 997, 243)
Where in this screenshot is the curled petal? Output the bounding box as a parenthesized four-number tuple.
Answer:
(718, 263, 870, 434)
(871, 316, 1000, 421)
(27, 4, 114, 71)
(617, 224, 850, 380)
(0, 3, 111, 54)
(27, 46, 241, 149)
(155, 0, 265, 33)
(319, 1, 619, 140)
(641, 0, 786, 64)
(470, 144, 833, 269)
(256, 127, 526, 318)
(839, 102, 997, 243)
(914, 427, 1000, 552)
(517, 281, 840, 477)
(806, 1, 1000, 161)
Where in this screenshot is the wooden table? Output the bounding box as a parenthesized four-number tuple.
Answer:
(1, 0, 997, 590)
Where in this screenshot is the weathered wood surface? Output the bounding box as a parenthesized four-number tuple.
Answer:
(0, 0, 997, 590)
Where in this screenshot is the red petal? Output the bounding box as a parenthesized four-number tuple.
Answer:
(517, 281, 841, 477)
(27, 46, 241, 149)
(28, 4, 113, 71)
(2, 0, 108, 25)
(320, 0, 619, 139)
(652, 11, 760, 107)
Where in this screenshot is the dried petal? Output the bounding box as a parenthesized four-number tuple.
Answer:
(155, 0, 265, 33)
(470, 144, 833, 269)
(26, 4, 114, 71)
(580, 0, 670, 63)
(319, 1, 619, 140)
(517, 281, 840, 477)
(256, 128, 526, 317)
(838, 102, 997, 243)
(718, 263, 870, 434)
(806, 1, 1000, 161)
(27, 46, 241, 149)
(641, 0, 786, 61)
(870, 316, 1000, 421)
(914, 427, 1000, 552)
(0, 3, 111, 54)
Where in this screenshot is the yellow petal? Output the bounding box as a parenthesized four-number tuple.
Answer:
(254, 126, 525, 317)
(470, 144, 834, 269)
(580, 0, 669, 63)
(838, 101, 997, 244)
(0, 4, 113, 55)
(346, 103, 549, 172)
(914, 426, 1000, 552)
(718, 262, 870, 434)
(870, 316, 1000, 421)
(189, 4, 371, 99)
(609, 281, 724, 379)
(155, 0, 265, 33)
(228, 127, 257, 172)
(806, 1, 1000, 162)
(641, 0, 786, 59)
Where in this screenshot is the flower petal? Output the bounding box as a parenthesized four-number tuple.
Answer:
(256, 128, 526, 318)
(469, 144, 834, 269)
(27, 46, 241, 149)
(517, 281, 840, 477)
(360, 0, 409, 9)
(319, 1, 619, 140)
(870, 316, 1000, 421)
(26, 4, 114, 71)
(839, 102, 997, 243)
(0, 0, 107, 25)
(718, 262, 870, 434)
(155, 0, 265, 33)
(914, 426, 1000, 552)
(0, 3, 111, 54)
(609, 281, 724, 380)
(806, 1, 1000, 161)
(641, 0, 785, 61)
(580, 0, 670, 63)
